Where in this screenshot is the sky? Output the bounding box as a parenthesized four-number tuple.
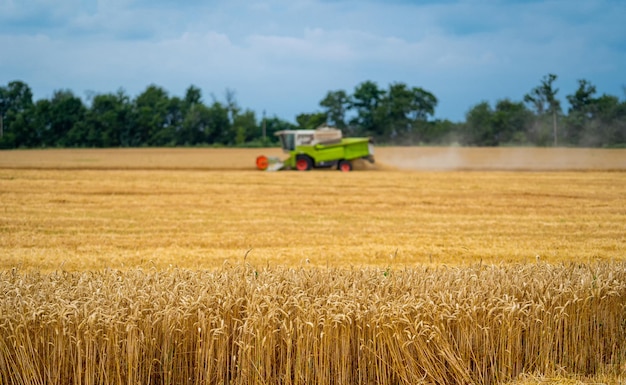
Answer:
(1, 0, 625, 123)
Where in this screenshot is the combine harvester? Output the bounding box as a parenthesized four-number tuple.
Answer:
(256, 126, 375, 172)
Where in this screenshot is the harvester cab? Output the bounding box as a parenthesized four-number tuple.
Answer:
(276, 127, 342, 152)
(256, 126, 374, 172)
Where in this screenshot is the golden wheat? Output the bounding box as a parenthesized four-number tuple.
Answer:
(1, 263, 625, 385)
(1, 166, 624, 271)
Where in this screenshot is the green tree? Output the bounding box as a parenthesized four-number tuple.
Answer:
(377, 83, 438, 143)
(207, 101, 231, 145)
(218, 88, 240, 145)
(232, 109, 258, 145)
(133, 85, 170, 146)
(74, 90, 133, 147)
(0, 80, 36, 148)
(179, 103, 211, 145)
(524, 74, 561, 146)
(421, 119, 461, 145)
(491, 99, 533, 145)
(349, 81, 385, 137)
(183, 85, 202, 111)
(295, 112, 326, 130)
(151, 96, 183, 146)
(562, 80, 626, 147)
(178, 85, 208, 145)
(587, 94, 626, 146)
(567, 79, 597, 113)
(463, 101, 493, 145)
(0, 80, 33, 114)
(45, 90, 86, 147)
(463, 99, 532, 146)
(564, 79, 598, 145)
(206, 88, 256, 146)
(378, 82, 415, 140)
(319, 90, 350, 131)
(111, 90, 134, 147)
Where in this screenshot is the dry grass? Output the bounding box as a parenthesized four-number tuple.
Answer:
(1, 263, 625, 385)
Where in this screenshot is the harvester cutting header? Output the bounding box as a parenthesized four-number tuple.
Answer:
(256, 126, 375, 172)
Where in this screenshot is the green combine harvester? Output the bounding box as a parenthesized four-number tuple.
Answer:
(256, 126, 375, 172)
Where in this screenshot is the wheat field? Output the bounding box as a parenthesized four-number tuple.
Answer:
(2, 263, 625, 385)
(1, 147, 625, 171)
(1, 147, 625, 384)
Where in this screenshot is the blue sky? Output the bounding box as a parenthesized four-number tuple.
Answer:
(1, 0, 624, 122)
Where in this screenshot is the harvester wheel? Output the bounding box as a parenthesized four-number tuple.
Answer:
(338, 160, 352, 172)
(296, 156, 313, 171)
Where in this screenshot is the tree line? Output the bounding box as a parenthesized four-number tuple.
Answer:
(0, 74, 624, 149)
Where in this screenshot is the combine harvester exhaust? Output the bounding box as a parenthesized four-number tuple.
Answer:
(256, 126, 374, 172)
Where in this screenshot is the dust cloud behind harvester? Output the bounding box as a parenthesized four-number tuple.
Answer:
(374, 147, 626, 171)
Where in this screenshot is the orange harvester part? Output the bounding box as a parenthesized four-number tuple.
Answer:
(256, 155, 269, 170)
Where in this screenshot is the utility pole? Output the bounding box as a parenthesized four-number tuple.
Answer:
(0, 115, 3, 139)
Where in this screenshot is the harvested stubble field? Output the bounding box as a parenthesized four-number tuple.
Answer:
(1, 146, 625, 171)
(1, 147, 625, 384)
